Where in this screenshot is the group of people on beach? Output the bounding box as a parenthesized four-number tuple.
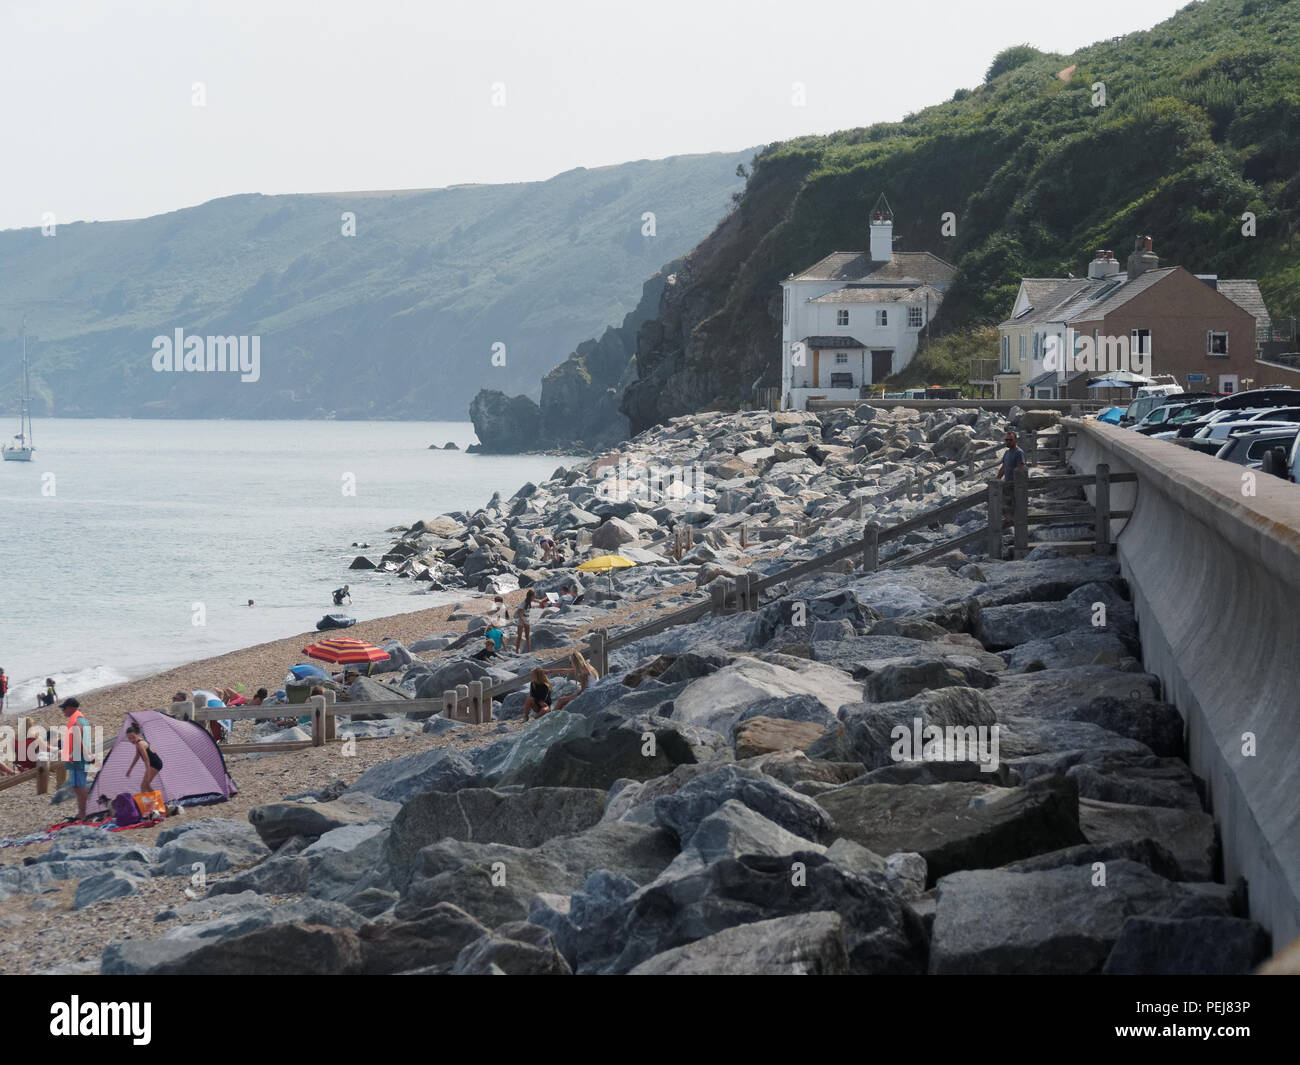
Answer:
(522, 652, 599, 721)
(0, 669, 57, 713)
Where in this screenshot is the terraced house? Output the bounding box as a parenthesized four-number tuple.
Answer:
(780, 196, 956, 410)
(996, 237, 1271, 401)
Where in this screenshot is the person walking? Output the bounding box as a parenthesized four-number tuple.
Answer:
(124, 723, 164, 793)
(513, 589, 536, 653)
(59, 698, 93, 821)
(332, 584, 352, 606)
(997, 430, 1026, 481)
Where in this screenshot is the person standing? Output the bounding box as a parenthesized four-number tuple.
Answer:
(0, 668, 7, 712)
(124, 723, 164, 793)
(997, 430, 1027, 481)
(513, 589, 536, 653)
(59, 698, 93, 821)
(332, 584, 352, 606)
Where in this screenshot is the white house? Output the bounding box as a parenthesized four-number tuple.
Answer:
(780, 196, 956, 410)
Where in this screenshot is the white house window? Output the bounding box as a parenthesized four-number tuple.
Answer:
(876, 310, 888, 327)
(1019, 335, 1026, 362)
(1001, 336, 1011, 372)
(1131, 328, 1152, 356)
(1032, 333, 1040, 359)
(908, 306, 923, 328)
(1208, 331, 1229, 356)
(830, 372, 854, 388)
(835, 352, 848, 365)
(836, 309, 849, 326)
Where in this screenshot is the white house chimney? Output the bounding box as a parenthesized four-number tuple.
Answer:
(869, 193, 894, 262)
(1087, 249, 1121, 279)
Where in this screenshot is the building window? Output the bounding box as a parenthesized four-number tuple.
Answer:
(876, 310, 888, 327)
(830, 372, 854, 388)
(1032, 333, 1040, 359)
(1019, 335, 1026, 362)
(835, 352, 848, 365)
(836, 309, 849, 326)
(1001, 336, 1011, 373)
(783, 288, 789, 325)
(908, 306, 923, 328)
(1208, 331, 1229, 356)
(1131, 328, 1152, 356)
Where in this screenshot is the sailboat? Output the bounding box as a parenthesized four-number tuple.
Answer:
(3, 327, 34, 462)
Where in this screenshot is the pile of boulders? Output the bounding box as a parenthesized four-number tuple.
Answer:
(70, 550, 1269, 976)
(348, 406, 1015, 598)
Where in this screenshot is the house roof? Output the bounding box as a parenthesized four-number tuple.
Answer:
(800, 335, 868, 349)
(809, 284, 945, 304)
(789, 250, 956, 285)
(999, 278, 1101, 329)
(1062, 267, 1176, 323)
(1216, 280, 1273, 336)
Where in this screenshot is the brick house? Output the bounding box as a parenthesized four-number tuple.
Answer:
(997, 237, 1270, 401)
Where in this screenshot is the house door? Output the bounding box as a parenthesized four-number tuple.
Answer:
(871, 350, 893, 383)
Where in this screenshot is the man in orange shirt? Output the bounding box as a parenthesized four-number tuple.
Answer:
(59, 698, 93, 820)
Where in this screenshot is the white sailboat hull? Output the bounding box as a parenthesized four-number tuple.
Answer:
(2, 447, 33, 461)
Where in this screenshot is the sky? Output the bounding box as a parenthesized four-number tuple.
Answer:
(0, 0, 1189, 232)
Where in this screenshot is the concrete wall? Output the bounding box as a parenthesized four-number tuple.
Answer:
(1067, 418, 1300, 945)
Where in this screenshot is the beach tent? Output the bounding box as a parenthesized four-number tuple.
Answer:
(89, 710, 237, 811)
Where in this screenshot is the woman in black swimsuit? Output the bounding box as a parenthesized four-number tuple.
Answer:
(125, 724, 164, 792)
(522, 667, 552, 722)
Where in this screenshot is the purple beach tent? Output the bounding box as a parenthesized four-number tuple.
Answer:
(89, 709, 237, 810)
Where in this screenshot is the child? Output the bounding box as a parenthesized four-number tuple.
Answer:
(521, 667, 552, 722)
(470, 639, 500, 662)
(39, 678, 57, 707)
(552, 652, 599, 712)
(124, 723, 164, 794)
(513, 589, 536, 653)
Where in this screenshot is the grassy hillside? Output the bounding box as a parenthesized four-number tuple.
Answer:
(0, 152, 748, 419)
(623, 0, 1300, 428)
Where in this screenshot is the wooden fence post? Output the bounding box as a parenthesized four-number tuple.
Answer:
(736, 573, 757, 612)
(323, 689, 337, 741)
(740, 524, 748, 549)
(1094, 462, 1111, 555)
(309, 695, 326, 747)
(986, 480, 1004, 560)
(442, 688, 458, 720)
(862, 523, 879, 572)
(593, 628, 610, 676)
(468, 680, 490, 724)
(1013, 464, 1029, 558)
(710, 581, 726, 615)
(36, 761, 49, 795)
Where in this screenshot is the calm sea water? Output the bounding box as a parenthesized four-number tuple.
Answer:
(0, 419, 574, 709)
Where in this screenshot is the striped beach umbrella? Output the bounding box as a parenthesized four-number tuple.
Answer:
(301, 636, 389, 674)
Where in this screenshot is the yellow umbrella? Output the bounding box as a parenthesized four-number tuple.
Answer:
(577, 554, 636, 572)
(576, 554, 635, 595)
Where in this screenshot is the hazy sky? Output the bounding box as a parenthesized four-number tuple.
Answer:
(0, 0, 1186, 232)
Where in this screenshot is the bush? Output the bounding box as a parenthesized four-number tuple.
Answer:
(985, 44, 1041, 83)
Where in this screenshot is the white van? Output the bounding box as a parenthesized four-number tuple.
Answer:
(1122, 378, 1184, 426)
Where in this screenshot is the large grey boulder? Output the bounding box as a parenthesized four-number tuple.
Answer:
(157, 821, 271, 876)
(930, 860, 1237, 974)
(816, 776, 1087, 884)
(653, 765, 836, 847)
(590, 518, 639, 551)
(358, 902, 489, 975)
(628, 911, 849, 975)
(577, 852, 927, 975)
(1102, 915, 1270, 975)
(451, 921, 573, 975)
(345, 745, 479, 804)
(974, 583, 1135, 650)
(384, 788, 606, 890)
(412, 659, 494, 701)
(206, 856, 311, 897)
(247, 795, 399, 850)
(670, 657, 861, 737)
(74, 870, 144, 910)
(1078, 798, 1218, 882)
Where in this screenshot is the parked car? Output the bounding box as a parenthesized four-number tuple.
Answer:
(1173, 409, 1300, 444)
(1260, 430, 1300, 483)
(1121, 379, 1184, 426)
(1122, 390, 1218, 427)
(1186, 420, 1296, 455)
(1211, 387, 1300, 411)
(1215, 426, 1300, 467)
(1133, 399, 1219, 435)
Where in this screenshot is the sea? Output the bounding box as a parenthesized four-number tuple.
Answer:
(0, 419, 575, 710)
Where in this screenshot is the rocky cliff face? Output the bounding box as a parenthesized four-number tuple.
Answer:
(471, 263, 679, 452)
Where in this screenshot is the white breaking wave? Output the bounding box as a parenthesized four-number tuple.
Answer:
(2, 665, 130, 714)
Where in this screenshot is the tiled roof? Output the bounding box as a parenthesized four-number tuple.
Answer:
(1217, 280, 1273, 336)
(800, 335, 868, 348)
(809, 284, 945, 304)
(999, 278, 1101, 328)
(789, 250, 956, 285)
(1063, 267, 1176, 323)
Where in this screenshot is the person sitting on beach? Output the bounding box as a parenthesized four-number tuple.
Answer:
(552, 652, 599, 713)
(218, 686, 247, 706)
(521, 667, 553, 722)
(485, 624, 505, 650)
(124, 723, 164, 794)
(250, 688, 269, 706)
(470, 639, 500, 662)
(39, 678, 58, 708)
(537, 535, 557, 565)
(513, 589, 536, 653)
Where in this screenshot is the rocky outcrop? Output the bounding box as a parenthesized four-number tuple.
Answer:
(468, 390, 542, 453)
